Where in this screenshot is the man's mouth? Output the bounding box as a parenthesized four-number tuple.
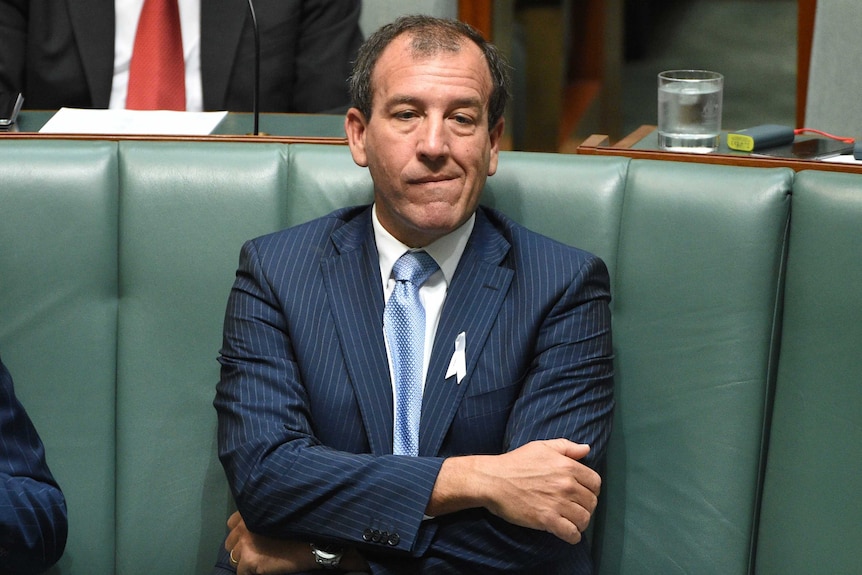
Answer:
(409, 174, 457, 184)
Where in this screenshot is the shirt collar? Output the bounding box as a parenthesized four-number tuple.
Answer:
(372, 203, 475, 289)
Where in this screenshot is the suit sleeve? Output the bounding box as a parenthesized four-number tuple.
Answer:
(0, 357, 68, 575)
(215, 238, 444, 557)
(0, 0, 28, 96)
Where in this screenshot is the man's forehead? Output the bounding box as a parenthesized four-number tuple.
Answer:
(373, 34, 490, 85)
(382, 32, 486, 65)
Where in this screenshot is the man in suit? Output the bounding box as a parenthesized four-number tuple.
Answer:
(0, 354, 67, 575)
(0, 0, 362, 112)
(213, 15, 614, 574)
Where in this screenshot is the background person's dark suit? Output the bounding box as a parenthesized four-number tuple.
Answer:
(0, 0, 362, 112)
(0, 354, 67, 575)
(213, 204, 615, 573)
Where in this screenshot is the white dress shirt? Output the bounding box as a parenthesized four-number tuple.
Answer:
(372, 204, 474, 405)
(110, 0, 203, 111)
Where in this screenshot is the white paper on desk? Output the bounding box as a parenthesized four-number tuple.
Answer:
(39, 107, 228, 135)
(821, 153, 862, 165)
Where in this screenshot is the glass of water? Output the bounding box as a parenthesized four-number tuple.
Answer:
(657, 70, 724, 153)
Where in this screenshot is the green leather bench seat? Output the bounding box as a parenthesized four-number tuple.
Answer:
(0, 140, 859, 575)
(0, 141, 118, 574)
(114, 142, 293, 574)
(595, 162, 792, 575)
(755, 170, 862, 575)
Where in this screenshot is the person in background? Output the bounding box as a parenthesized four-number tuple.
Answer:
(0, 354, 68, 575)
(213, 15, 614, 574)
(0, 0, 363, 113)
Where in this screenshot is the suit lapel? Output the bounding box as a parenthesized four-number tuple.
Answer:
(200, 0, 246, 109)
(321, 212, 394, 455)
(420, 211, 513, 456)
(66, 0, 115, 107)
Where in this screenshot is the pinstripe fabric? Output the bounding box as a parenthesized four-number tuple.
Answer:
(214, 204, 614, 574)
(0, 355, 67, 574)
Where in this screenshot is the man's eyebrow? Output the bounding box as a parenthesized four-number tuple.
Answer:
(450, 96, 484, 110)
(385, 95, 421, 107)
(384, 95, 484, 110)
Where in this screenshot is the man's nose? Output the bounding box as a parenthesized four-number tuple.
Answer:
(416, 117, 449, 161)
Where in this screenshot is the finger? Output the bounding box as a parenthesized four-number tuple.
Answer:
(225, 520, 246, 552)
(563, 472, 601, 521)
(228, 546, 241, 568)
(546, 514, 583, 545)
(227, 510, 242, 529)
(225, 530, 239, 554)
(571, 463, 602, 496)
(549, 438, 591, 461)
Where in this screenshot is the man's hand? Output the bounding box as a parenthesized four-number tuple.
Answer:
(225, 511, 315, 575)
(428, 439, 600, 544)
(224, 512, 370, 574)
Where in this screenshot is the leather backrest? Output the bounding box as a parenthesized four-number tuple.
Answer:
(114, 141, 291, 574)
(284, 144, 373, 226)
(594, 160, 792, 575)
(484, 152, 627, 283)
(755, 169, 862, 574)
(0, 140, 119, 575)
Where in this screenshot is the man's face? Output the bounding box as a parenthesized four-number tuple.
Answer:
(345, 34, 504, 247)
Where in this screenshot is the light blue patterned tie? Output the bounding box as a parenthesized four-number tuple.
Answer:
(385, 251, 439, 456)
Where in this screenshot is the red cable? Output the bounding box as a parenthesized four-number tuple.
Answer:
(795, 128, 855, 143)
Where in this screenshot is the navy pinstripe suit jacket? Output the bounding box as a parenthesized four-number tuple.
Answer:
(214, 205, 614, 574)
(0, 355, 67, 574)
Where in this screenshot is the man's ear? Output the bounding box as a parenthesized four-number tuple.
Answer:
(344, 108, 369, 167)
(487, 117, 505, 177)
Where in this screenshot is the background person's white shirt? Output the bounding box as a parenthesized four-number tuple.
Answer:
(110, 0, 203, 111)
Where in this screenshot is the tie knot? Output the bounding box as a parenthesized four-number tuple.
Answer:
(392, 251, 439, 287)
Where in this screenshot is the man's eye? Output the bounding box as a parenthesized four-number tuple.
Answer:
(452, 115, 474, 125)
(395, 110, 418, 120)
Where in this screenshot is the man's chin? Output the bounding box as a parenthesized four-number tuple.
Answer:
(407, 212, 471, 242)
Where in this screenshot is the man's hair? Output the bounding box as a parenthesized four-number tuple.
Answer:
(348, 15, 512, 129)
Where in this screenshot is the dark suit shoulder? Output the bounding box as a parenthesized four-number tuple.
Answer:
(239, 205, 371, 269)
(250, 205, 370, 248)
(478, 205, 606, 271)
(475, 206, 613, 312)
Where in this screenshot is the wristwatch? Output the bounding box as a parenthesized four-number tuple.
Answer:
(310, 543, 344, 569)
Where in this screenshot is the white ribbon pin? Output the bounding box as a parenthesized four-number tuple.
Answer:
(445, 331, 466, 384)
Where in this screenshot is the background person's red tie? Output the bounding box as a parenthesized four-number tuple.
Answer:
(126, 0, 186, 110)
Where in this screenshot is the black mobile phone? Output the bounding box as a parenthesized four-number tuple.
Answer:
(753, 136, 854, 160)
(0, 92, 24, 126)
